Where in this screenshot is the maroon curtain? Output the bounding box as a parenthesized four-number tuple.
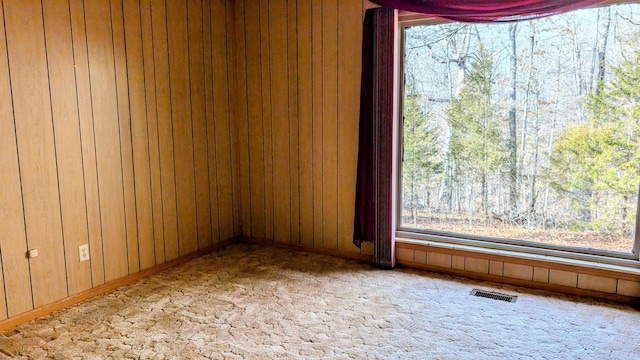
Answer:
(371, 0, 605, 22)
(353, 10, 374, 250)
(354, 8, 395, 269)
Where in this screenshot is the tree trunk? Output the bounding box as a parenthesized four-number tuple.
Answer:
(595, 7, 611, 96)
(482, 172, 488, 218)
(508, 23, 518, 211)
(588, 9, 601, 95)
(454, 25, 471, 96)
(542, 67, 561, 223)
(410, 174, 417, 226)
(529, 85, 541, 227)
(520, 25, 535, 212)
(467, 183, 473, 226)
(569, 17, 586, 123)
(442, 157, 453, 212)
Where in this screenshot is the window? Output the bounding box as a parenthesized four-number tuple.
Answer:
(398, 3, 640, 262)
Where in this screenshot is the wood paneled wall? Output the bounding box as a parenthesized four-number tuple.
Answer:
(232, 0, 365, 254)
(0, 0, 239, 321)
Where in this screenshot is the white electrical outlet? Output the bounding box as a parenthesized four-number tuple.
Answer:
(79, 244, 90, 262)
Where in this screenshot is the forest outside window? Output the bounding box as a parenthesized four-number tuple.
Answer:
(398, 2, 640, 260)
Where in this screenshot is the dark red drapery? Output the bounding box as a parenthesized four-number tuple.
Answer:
(353, 8, 396, 269)
(371, 0, 605, 22)
(353, 10, 374, 250)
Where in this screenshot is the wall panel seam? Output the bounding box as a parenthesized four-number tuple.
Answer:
(40, 0, 71, 297)
(68, 0, 95, 286)
(258, 0, 266, 241)
(2, 2, 36, 310)
(296, 0, 301, 245)
(80, 0, 108, 284)
(268, 0, 276, 242)
(164, 0, 181, 257)
(202, 0, 215, 247)
(137, 0, 158, 267)
(208, 0, 222, 244)
(121, 0, 143, 271)
(310, 0, 314, 248)
(224, 0, 237, 236)
(108, 0, 132, 274)
(242, 0, 252, 237)
(185, 0, 200, 251)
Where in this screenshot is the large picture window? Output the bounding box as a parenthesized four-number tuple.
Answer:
(398, 3, 640, 260)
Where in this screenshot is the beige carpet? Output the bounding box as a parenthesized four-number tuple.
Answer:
(0, 243, 638, 359)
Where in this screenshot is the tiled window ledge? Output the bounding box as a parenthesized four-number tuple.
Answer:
(395, 238, 640, 301)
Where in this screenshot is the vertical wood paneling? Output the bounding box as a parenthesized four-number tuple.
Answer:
(42, 0, 92, 294)
(246, 0, 267, 240)
(322, 1, 339, 250)
(234, 0, 251, 237)
(84, 0, 129, 282)
(288, 0, 300, 245)
(233, 0, 363, 254)
(297, 0, 313, 247)
(213, 0, 236, 242)
(151, 0, 179, 261)
(0, 1, 34, 317)
(188, 0, 212, 250)
(270, 0, 292, 244)
(167, 0, 198, 257)
(259, 0, 275, 241)
(0, 0, 368, 323)
(111, 0, 140, 275)
(337, 1, 362, 253)
(229, 0, 242, 238)
(311, 0, 324, 248)
(139, 0, 166, 265)
(0, 0, 238, 322)
(246, 1, 266, 239)
(123, 0, 155, 270)
(202, 0, 219, 247)
(69, 0, 106, 287)
(4, 0, 69, 307)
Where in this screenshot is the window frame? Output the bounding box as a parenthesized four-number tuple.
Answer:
(395, 10, 640, 267)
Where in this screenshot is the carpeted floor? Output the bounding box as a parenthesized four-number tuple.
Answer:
(0, 243, 638, 359)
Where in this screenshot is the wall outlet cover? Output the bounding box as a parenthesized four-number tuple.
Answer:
(79, 244, 90, 262)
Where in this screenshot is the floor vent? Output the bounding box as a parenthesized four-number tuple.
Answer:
(470, 289, 517, 303)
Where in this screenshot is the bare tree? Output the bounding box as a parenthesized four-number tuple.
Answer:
(520, 23, 536, 212)
(594, 7, 611, 95)
(568, 16, 587, 123)
(529, 81, 542, 223)
(542, 63, 562, 224)
(508, 23, 518, 211)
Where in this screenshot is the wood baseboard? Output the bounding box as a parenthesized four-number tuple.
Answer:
(0, 237, 240, 333)
(241, 236, 375, 263)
